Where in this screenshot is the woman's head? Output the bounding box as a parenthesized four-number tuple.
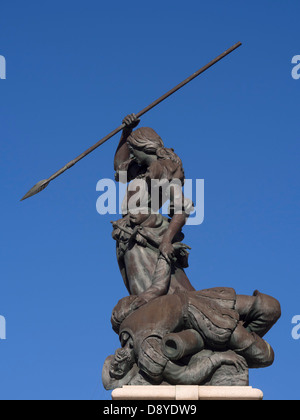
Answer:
(127, 127, 163, 166)
(127, 127, 185, 183)
(127, 127, 164, 153)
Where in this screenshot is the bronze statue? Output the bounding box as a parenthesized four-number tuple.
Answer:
(20, 42, 281, 394)
(101, 111, 281, 390)
(103, 59, 282, 390)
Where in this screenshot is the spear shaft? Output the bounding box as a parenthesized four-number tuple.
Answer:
(21, 42, 242, 201)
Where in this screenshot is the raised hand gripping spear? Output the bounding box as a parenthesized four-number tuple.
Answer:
(21, 42, 242, 201)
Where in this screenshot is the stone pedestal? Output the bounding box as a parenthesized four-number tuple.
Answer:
(112, 385, 263, 401)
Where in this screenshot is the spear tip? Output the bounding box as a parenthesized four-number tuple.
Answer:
(20, 179, 50, 201)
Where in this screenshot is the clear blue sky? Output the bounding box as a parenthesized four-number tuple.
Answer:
(1, 0, 299, 400)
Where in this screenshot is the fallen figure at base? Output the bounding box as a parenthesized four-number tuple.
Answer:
(102, 272, 281, 390)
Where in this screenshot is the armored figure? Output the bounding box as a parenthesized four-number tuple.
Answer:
(103, 274, 281, 389)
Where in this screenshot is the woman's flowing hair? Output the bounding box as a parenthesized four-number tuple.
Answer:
(127, 127, 185, 184)
(127, 127, 164, 153)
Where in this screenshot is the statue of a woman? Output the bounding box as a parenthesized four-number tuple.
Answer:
(112, 114, 195, 299)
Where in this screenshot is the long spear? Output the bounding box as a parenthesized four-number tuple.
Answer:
(21, 42, 242, 201)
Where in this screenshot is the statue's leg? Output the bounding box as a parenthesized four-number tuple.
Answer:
(228, 322, 274, 368)
(235, 290, 281, 337)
